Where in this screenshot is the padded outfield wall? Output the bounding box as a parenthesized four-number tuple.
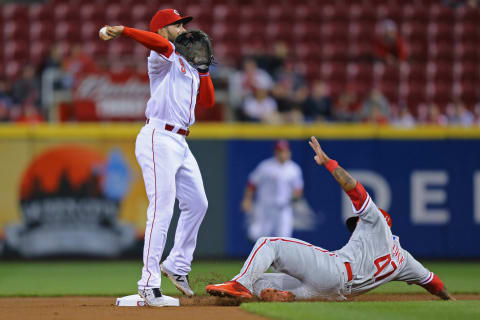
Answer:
(0, 124, 479, 259)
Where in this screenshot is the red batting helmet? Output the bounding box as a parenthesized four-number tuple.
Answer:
(150, 9, 193, 33)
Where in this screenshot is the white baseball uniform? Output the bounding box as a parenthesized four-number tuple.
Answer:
(122, 27, 214, 290)
(232, 180, 436, 300)
(247, 157, 304, 241)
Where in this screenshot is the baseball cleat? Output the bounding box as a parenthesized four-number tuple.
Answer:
(160, 263, 194, 297)
(260, 288, 296, 302)
(205, 281, 253, 299)
(138, 288, 179, 307)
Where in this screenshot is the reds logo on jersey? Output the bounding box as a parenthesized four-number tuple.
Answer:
(178, 58, 187, 74)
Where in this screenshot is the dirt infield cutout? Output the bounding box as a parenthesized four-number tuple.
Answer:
(0, 294, 478, 320)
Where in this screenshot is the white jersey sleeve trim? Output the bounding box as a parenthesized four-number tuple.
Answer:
(351, 193, 371, 216)
(419, 272, 434, 285)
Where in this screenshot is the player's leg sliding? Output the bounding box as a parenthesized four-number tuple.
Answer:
(206, 237, 301, 301)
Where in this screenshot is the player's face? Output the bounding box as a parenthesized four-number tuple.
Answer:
(166, 23, 187, 42)
(275, 149, 291, 163)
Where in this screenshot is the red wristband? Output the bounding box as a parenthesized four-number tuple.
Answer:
(325, 159, 339, 173)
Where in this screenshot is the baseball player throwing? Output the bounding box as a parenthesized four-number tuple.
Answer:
(100, 9, 215, 306)
(242, 140, 303, 241)
(206, 137, 454, 302)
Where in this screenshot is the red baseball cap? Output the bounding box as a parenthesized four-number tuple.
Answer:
(274, 140, 290, 151)
(150, 9, 193, 33)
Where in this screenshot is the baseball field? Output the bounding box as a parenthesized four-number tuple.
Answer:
(0, 260, 479, 320)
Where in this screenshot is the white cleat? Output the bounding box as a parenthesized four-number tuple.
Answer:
(160, 263, 194, 297)
(138, 288, 180, 307)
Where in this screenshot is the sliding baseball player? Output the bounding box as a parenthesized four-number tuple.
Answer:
(206, 137, 454, 302)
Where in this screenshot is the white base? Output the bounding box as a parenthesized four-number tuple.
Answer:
(115, 294, 180, 307)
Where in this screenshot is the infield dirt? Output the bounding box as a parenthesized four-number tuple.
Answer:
(0, 294, 478, 320)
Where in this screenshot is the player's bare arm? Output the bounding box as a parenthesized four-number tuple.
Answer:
(241, 185, 255, 213)
(309, 136, 357, 192)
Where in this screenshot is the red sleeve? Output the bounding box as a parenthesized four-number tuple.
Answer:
(196, 73, 215, 108)
(122, 27, 173, 58)
(346, 182, 368, 211)
(421, 274, 444, 295)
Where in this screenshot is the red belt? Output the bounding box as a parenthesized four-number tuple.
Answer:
(146, 119, 190, 137)
(344, 262, 353, 282)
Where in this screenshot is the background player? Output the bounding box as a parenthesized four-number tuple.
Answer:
(206, 136, 454, 302)
(100, 9, 215, 306)
(241, 140, 304, 241)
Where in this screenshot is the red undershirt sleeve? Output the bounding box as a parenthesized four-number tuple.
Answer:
(196, 73, 215, 108)
(346, 182, 368, 211)
(122, 27, 173, 58)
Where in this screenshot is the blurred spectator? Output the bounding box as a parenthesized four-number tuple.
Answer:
(419, 103, 448, 125)
(333, 87, 361, 122)
(40, 45, 74, 90)
(301, 81, 333, 122)
(242, 88, 280, 123)
(63, 45, 98, 78)
(229, 58, 274, 111)
(11, 65, 41, 108)
(16, 103, 45, 124)
(360, 89, 391, 124)
(254, 41, 289, 79)
(391, 106, 416, 128)
(374, 20, 407, 65)
(447, 101, 475, 126)
(0, 79, 14, 122)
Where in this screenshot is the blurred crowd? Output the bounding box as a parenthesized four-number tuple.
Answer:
(0, 44, 100, 123)
(1, 3, 480, 127)
(226, 20, 480, 127)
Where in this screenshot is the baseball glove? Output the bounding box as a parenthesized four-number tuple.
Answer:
(174, 30, 214, 73)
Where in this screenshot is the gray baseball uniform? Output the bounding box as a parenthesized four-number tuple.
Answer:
(232, 183, 434, 300)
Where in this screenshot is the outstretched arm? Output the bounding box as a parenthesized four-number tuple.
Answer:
(421, 274, 456, 301)
(309, 136, 367, 210)
(99, 25, 173, 57)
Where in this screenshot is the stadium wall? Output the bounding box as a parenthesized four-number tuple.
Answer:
(0, 124, 479, 259)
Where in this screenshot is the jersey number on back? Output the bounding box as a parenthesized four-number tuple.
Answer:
(373, 254, 397, 282)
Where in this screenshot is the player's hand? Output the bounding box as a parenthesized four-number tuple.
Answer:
(99, 25, 124, 41)
(241, 198, 253, 213)
(308, 136, 330, 166)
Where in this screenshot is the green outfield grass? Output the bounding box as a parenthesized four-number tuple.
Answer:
(241, 301, 480, 320)
(0, 260, 478, 297)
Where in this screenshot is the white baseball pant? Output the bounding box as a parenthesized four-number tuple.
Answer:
(135, 122, 208, 289)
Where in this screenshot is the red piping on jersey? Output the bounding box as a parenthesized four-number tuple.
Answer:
(186, 62, 194, 125)
(145, 128, 157, 287)
(233, 238, 337, 282)
(233, 238, 268, 282)
(344, 262, 353, 281)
